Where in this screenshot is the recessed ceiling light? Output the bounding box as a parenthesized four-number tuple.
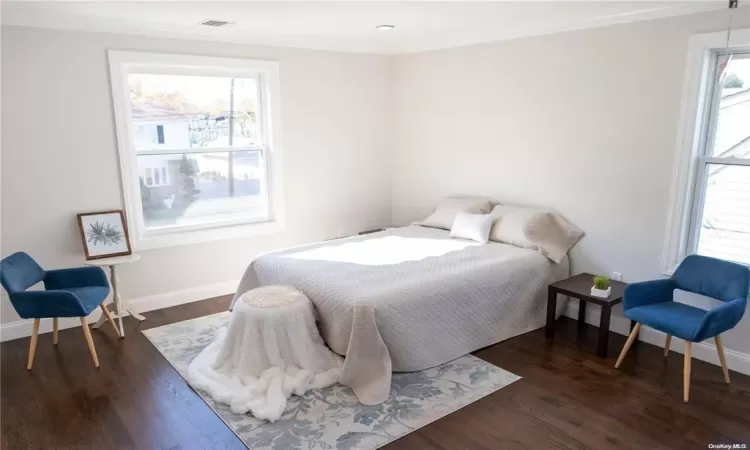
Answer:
(375, 25, 395, 31)
(200, 20, 233, 27)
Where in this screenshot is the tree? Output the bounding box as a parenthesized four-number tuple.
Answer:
(179, 156, 201, 204)
(723, 72, 744, 89)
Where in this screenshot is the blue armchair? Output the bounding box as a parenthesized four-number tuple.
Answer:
(0, 252, 121, 369)
(614, 255, 750, 402)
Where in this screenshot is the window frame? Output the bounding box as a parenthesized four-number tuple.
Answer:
(663, 29, 750, 273)
(108, 51, 284, 250)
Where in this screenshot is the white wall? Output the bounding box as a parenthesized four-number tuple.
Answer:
(391, 9, 750, 355)
(0, 26, 392, 327)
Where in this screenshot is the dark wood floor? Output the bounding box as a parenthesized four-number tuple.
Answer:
(2, 296, 749, 450)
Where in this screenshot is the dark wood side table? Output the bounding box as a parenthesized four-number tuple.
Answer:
(546, 273, 628, 357)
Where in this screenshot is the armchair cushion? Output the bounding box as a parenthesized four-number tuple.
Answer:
(44, 266, 109, 290)
(64, 287, 111, 316)
(10, 290, 85, 318)
(625, 302, 707, 341)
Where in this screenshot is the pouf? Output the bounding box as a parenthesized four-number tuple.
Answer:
(186, 285, 342, 422)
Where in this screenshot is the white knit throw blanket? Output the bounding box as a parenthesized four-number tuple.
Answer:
(186, 286, 342, 422)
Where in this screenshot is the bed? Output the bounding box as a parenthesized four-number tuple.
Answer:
(231, 225, 569, 405)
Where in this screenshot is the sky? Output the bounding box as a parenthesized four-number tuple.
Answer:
(129, 73, 258, 110)
(722, 54, 750, 91)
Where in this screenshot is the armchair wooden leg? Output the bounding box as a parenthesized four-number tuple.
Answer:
(664, 334, 671, 358)
(615, 323, 641, 369)
(100, 304, 121, 338)
(715, 335, 730, 384)
(52, 318, 59, 345)
(27, 319, 40, 370)
(80, 318, 100, 368)
(684, 342, 692, 403)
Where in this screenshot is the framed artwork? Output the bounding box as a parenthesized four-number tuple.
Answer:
(77, 210, 132, 260)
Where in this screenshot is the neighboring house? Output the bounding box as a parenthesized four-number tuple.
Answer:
(132, 103, 196, 210)
(132, 103, 193, 151)
(132, 103, 262, 215)
(714, 88, 750, 158)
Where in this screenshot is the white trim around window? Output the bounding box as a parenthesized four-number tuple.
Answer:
(108, 51, 284, 250)
(662, 28, 750, 274)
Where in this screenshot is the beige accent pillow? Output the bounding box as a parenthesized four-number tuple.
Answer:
(419, 197, 495, 230)
(489, 205, 583, 263)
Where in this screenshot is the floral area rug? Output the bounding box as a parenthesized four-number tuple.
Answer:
(143, 312, 520, 450)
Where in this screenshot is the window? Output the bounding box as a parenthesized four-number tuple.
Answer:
(145, 167, 153, 186)
(156, 125, 165, 144)
(109, 51, 283, 249)
(691, 52, 750, 265)
(143, 166, 168, 187)
(664, 30, 750, 272)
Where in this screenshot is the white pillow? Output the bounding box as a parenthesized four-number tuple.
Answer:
(489, 205, 583, 263)
(449, 212, 493, 244)
(419, 197, 495, 230)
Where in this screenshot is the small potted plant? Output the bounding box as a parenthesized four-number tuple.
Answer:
(591, 275, 611, 298)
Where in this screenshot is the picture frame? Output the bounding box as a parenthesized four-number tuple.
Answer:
(76, 210, 132, 260)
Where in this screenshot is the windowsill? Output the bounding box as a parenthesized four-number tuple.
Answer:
(661, 267, 676, 277)
(134, 219, 284, 251)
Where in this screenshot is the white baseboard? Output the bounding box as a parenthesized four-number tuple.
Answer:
(564, 300, 750, 376)
(0, 280, 238, 342)
(127, 279, 238, 313)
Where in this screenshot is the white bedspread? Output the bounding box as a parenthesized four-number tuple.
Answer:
(231, 226, 569, 405)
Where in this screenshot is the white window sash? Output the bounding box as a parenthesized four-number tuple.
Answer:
(135, 146, 265, 156)
(700, 157, 750, 166)
(686, 157, 750, 255)
(662, 28, 750, 274)
(129, 71, 268, 154)
(124, 65, 266, 79)
(683, 48, 750, 256)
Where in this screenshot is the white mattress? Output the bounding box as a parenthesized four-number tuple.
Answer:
(231, 225, 569, 404)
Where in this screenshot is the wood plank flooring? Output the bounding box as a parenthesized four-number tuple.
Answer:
(2, 295, 749, 449)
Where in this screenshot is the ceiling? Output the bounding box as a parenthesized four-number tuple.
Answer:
(0, 1, 729, 54)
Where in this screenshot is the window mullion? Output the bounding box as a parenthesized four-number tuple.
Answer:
(135, 146, 264, 156)
(702, 156, 750, 167)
